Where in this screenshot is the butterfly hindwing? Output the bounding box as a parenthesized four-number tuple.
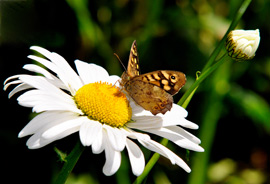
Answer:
(125, 79, 173, 115)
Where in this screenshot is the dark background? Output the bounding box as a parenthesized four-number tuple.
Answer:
(1, 0, 269, 183)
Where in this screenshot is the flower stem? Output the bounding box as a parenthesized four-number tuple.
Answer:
(178, 0, 252, 107)
(133, 138, 169, 184)
(133, 54, 230, 184)
(53, 141, 85, 184)
(133, 0, 252, 180)
(201, 0, 252, 73)
(178, 53, 230, 106)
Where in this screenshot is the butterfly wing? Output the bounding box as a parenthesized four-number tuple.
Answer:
(127, 40, 140, 77)
(125, 80, 173, 115)
(121, 40, 186, 115)
(137, 70, 186, 95)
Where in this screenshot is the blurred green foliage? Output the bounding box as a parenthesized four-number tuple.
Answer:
(1, 0, 270, 184)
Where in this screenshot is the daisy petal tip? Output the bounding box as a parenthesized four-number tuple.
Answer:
(80, 141, 88, 147)
(102, 169, 114, 176)
(26, 141, 39, 149)
(102, 161, 120, 176)
(192, 124, 199, 130)
(198, 146, 205, 152)
(191, 145, 204, 152)
(27, 145, 39, 150)
(29, 46, 43, 51)
(133, 169, 144, 177)
(18, 131, 25, 138)
(180, 164, 191, 173)
(74, 59, 84, 65)
(79, 135, 90, 147)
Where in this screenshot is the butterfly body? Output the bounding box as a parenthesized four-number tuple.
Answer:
(120, 41, 186, 115)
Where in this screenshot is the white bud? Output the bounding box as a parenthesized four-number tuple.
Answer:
(226, 29, 260, 61)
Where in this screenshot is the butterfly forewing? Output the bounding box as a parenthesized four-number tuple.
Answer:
(138, 70, 186, 95)
(127, 40, 140, 77)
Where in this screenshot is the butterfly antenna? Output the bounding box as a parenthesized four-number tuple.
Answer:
(114, 53, 127, 71)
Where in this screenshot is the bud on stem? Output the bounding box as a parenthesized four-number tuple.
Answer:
(226, 29, 260, 61)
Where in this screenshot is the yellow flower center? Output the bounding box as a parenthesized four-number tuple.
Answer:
(74, 82, 132, 127)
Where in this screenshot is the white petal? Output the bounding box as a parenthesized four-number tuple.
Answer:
(145, 127, 204, 152)
(104, 75, 121, 87)
(138, 138, 191, 173)
(7, 83, 32, 98)
(17, 89, 81, 114)
(27, 55, 59, 76)
(126, 138, 145, 176)
(19, 111, 77, 137)
(102, 132, 121, 176)
(30, 46, 52, 57)
(75, 60, 109, 84)
(125, 128, 151, 141)
(79, 120, 102, 146)
(26, 132, 43, 149)
(41, 116, 84, 139)
(26, 125, 79, 149)
(156, 103, 188, 118)
(22, 64, 67, 90)
(130, 101, 152, 116)
(23, 64, 55, 79)
(130, 104, 198, 130)
(127, 115, 163, 130)
(29, 46, 83, 94)
(156, 104, 198, 129)
(4, 75, 23, 90)
(103, 125, 126, 151)
(166, 126, 202, 145)
(50, 53, 83, 92)
(26, 113, 82, 149)
(92, 128, 105, 154)
(18, 75, 66, 96)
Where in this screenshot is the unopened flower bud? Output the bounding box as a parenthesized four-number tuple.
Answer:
(226, 29, 260, 61)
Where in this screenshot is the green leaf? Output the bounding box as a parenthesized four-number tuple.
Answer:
(54, 147, 68, 162)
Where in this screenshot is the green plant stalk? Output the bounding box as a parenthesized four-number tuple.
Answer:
(187, 60, 231, 184)
(133, 138, 169, 184)
(181, 86, 199, 109)
(178, 53, 230, 107)
(133, 54, 231, 184)
(180, 71, 200, 109)
(53, 141, 85, 184)
(179, 0, 252, 106)
(201, 0, 252, 73)
(188, 92, 225, 184)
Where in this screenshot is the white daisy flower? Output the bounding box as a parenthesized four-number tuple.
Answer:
(4, 46, 204, 176)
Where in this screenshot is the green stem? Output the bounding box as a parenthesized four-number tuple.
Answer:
(201, 0, 252, 73)
(133, 54, 229, 184)
(178, 54, 230, 106)
(133, 138, 169, 184)
(178, 0, 252, 107)
(53, 141, 85, 184)
(187, 60, 231, 184)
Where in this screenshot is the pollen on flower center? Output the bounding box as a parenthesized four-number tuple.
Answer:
(74, 82, 132, 127)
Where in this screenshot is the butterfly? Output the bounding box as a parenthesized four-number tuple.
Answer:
(120, 40, 186, 115)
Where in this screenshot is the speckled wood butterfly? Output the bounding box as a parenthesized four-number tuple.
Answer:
(120, 40, 186, 115)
